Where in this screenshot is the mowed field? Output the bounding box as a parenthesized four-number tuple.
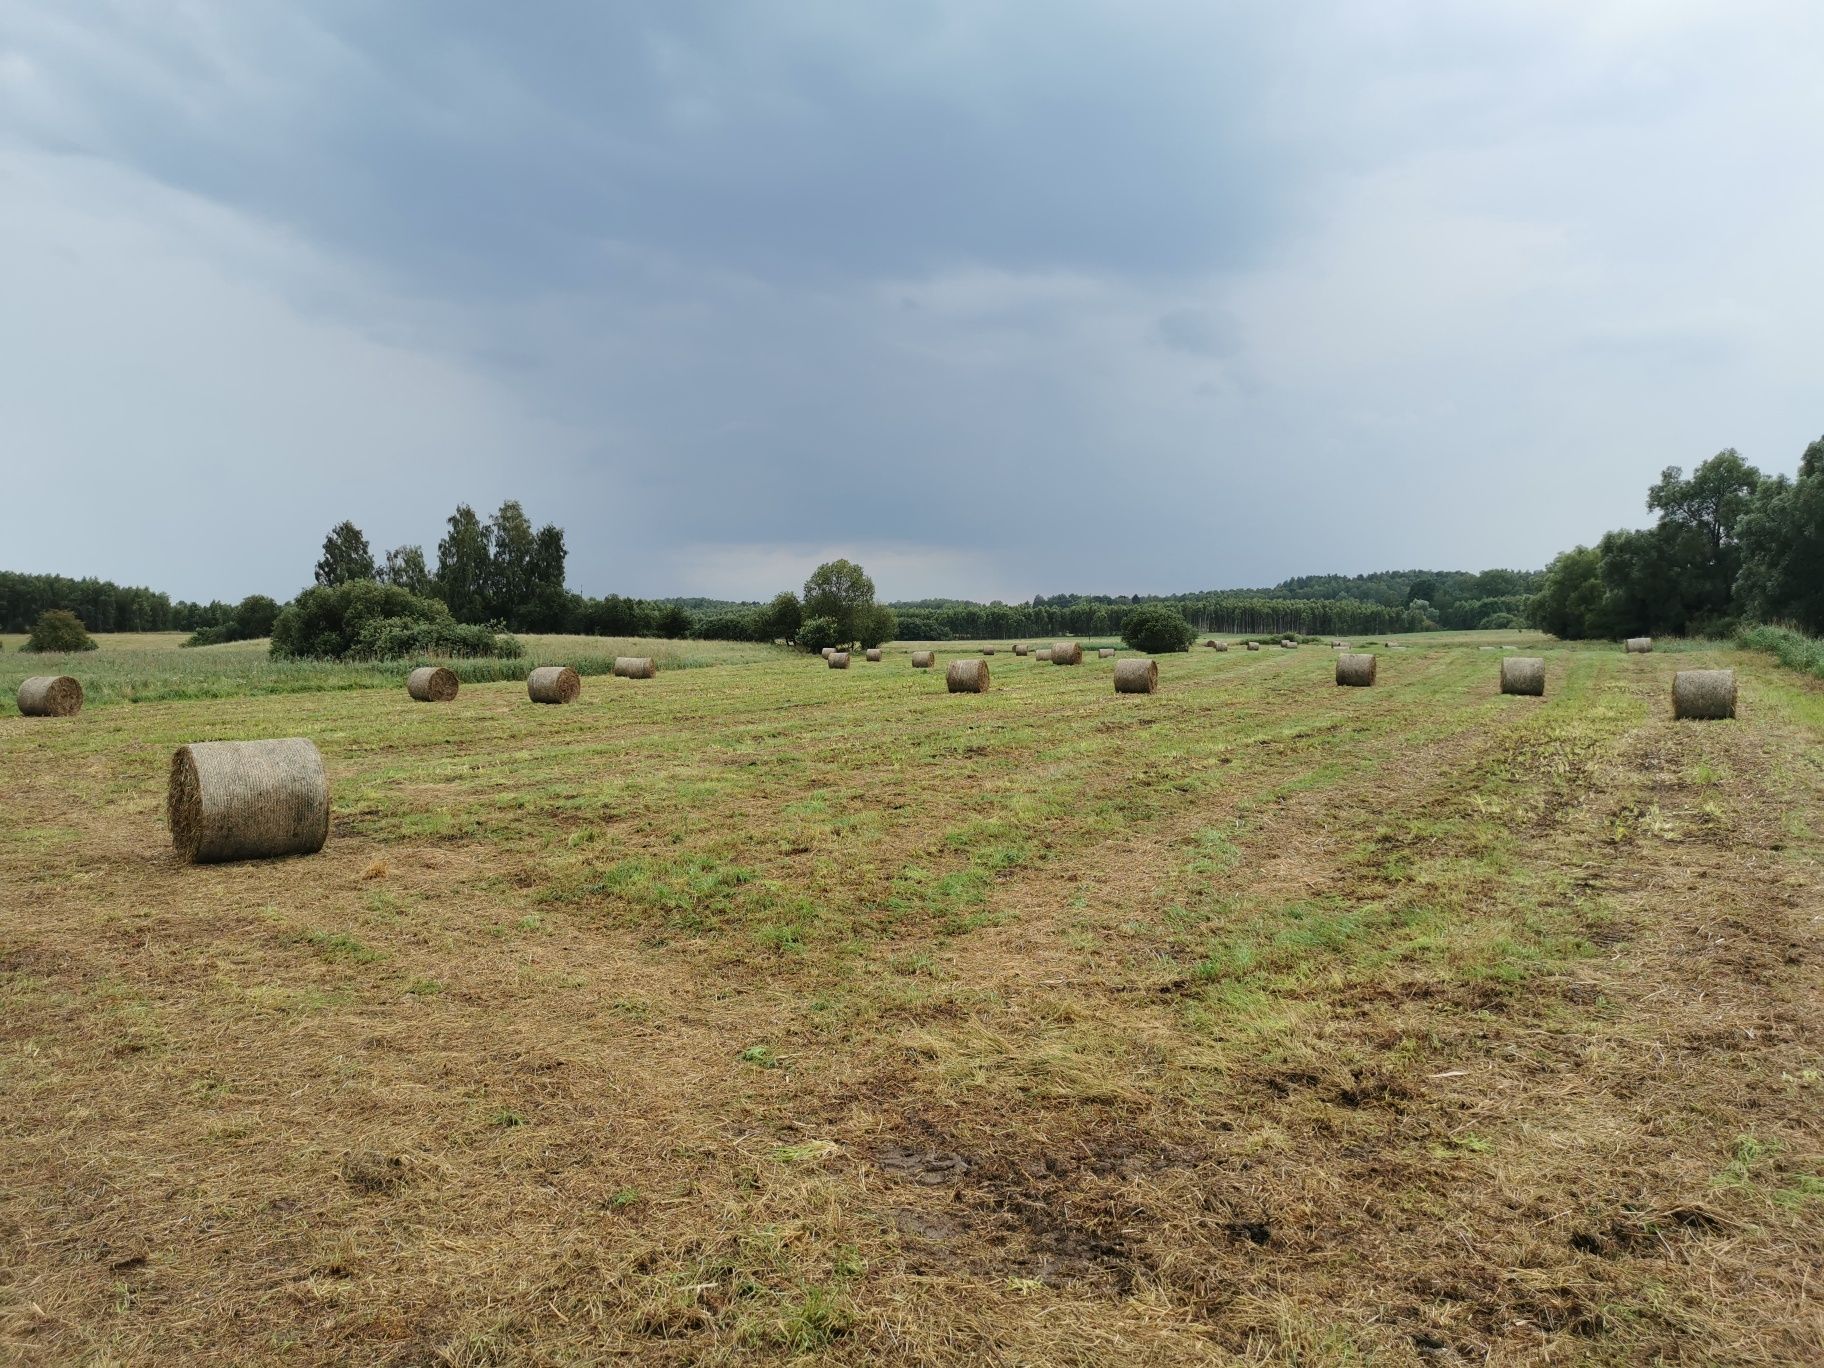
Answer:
(3, 635, 1822, 1365)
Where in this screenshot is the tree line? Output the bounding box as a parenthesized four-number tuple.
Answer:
(0, 572, 244, 635)
(1529, 437, 1824, 639)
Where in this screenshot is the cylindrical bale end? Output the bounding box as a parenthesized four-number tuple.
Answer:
(406, 666, 458, 702)
(1335, 653, 1377, 687)
(17, 675, 83, 717)
(1113, 659, 1158, 694)
(910, 650, 936, 668)
(945, 659, 990, 693)
(1625, 637, 1653, 654)
(1500, 657, 1545, 697)
(1673, 669, 1736, 720)
(1051, 642, 1082, 665)
(168, 738, 329, 864)
(613, 656, 657, 679)
(829, 651, 851, 668)
(528, 666, 581, 704)
(820, 647, 835, 659)
(865, 648, 883, 662)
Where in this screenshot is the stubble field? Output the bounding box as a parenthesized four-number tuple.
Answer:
(2, 633, 1821, 1365)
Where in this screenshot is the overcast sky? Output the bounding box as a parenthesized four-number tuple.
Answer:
(4, 3, 1822, 604)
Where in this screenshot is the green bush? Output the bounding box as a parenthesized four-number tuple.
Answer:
(22, 609, 98, 653)
(270, 581, 516, 661)
(796, 615, 844, 652)
(857, 603, 898, 649)
(1120, 604, 1197, 654)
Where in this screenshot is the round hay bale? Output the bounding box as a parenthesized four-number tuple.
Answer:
(527, 666, 581, 704)
(613, 657, 657, 679)
(1051, 642, 1083, 665)
(911, 650, 935, 669)
(1335, 653, 1377, 687)
(1625, 637, 1653, 654)
(1245, 641, 1261, 652)
(167, 738, 329, 864)
(1113, 659, 1158, 694)
(16, 675, 83, 717)
(865, 648, 883, 662)
(1035, 649, 1053, 661)
(1281, 640, 1298, 649)
(1331, 640, 1347, 648)
(828, 651, 851, 669)
(1500, 657, 1545, 697)
(821, 647, 836, 660)
(406, 666, 458, 702)
(1012, 644, 1029, 656)
(1203, 639, 1217, 648)
(981, 647, 996, 656)
(945, 659, 990, 693)
(1673, 669, 1736, 720)
(1098, 647, 1116, 659)
(1211, 641, 1229, 652)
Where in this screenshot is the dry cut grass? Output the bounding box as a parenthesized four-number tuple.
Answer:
(1, 634, 1821, 1365)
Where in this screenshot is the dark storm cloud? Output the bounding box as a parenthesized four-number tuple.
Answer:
(3, 3, 1822, 601)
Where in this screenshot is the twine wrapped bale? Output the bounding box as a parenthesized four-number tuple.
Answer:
(945, 659, 990, 693)
(1051, 642, 1083, 665)
(829, 651, 851, 669)
(406, 666, 458, 702)
(1335, 653, 1377, 687)
(1012, 644, 1029, 656)
(1625, 637, 1653, 654)
(1036, 649, 1053, 661)
(16, 675, 83, 717)
(911, 650, 935, 669)
(1098, 648, 1116, 659)
(1113, 659, 1158, 694)
(1673, 669, 1736, 720)
(167, 738, 328, 864)
(613, 657, 657, 679)
(865, 648, 882, 662)
(1246, 642, 1261, 652)
(1500, 657, 1545, 697)
(527, 666, 581, 704)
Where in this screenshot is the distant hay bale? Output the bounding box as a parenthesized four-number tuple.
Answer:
(1113, 659, 1158, 694)
(1673, 669, 1736, 720)
(982, 647, 996, 656)
(406, 666, 458, 702)
(1012, 644, 1029, 656)
(865, 648, 883, 662)
(821, 647, 836, 660)
(167, 738, 329, 864)
(1245, 642, 1261, 652)
(1625, 637, 1653, 654)
(1051, 642, 1083, 665)
(1331, 640, 1347, 648)
(16, 675, 83, 717)
(829, 651, 851, 669)
(1212, 641, 1229, 652)
(1035, 649, 1052, 661)
(1098, 647, 1116, 659)
(1500, 657, 1545, 697)
(1335, 653, 1377, 687)
(1281, 640, 1298, 649)
(613, 657, 657, 679)
(945, 659, 990, 693)
(911, 650, 935, 669)
(1203, 639, 1217, 648)
(527, 666, 581, 704)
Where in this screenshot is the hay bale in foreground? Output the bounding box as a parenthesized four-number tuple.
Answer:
(1500, 657, 1545, 697)
(865, 648, 883, 662)
(1098, 647, 1116, 659)
(1012, 644, 1029, 656)
(16, 675, 83, 717)
(1051, 642, 1083, 665)
(1673, 669, 1736, 720)
(1036, 649, 1053, 661)
(527, 666, 581, 704)
(168, 738, 328, 864)
(406, 666, 458, 702)
(1245, 642, 1261, 652)
(1625, 637, 1653, 654)
(613, 657, 657, 679)
(1113, 659, 1158, 694)
(1335, 653, 1377, 687)
(911, 650, 935, 669)
(828, 651, 851, 669)
(946, 659, 990, 693)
